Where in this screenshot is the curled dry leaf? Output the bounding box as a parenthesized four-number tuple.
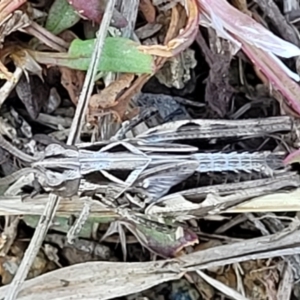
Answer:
(138, 0, 199, 58)
(89, 73, 135, 120)
(108, 75, 149, 121)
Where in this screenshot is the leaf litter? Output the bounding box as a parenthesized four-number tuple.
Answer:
(2, 0, 300, 299)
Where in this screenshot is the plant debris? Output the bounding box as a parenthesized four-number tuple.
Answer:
(2, 1, 300, 300)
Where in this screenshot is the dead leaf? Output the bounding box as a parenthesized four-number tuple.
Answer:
(90, 74, 135, 111)
(60, 66, 85, 105)
(43, 244, 61, 267)
(106, 75, 147, 121)
(0, 256, 21, 285)
(15, 73, 50, 119)
(89, 74, 135, 121)
(164, 4, 184, 44)
(139, 0, 156, 23)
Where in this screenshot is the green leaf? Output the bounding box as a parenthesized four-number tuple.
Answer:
(66, 37, 154, 74)
(31, 37, 154, 74)
(45, 0, 80, 35)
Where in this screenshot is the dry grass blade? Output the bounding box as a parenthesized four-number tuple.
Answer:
(182, 230, 300, 271)
(0, 261, 182, 300)
(226, 188, 300, 213)
(1, 230, 300, 299)
(0, 195, 117, 217)
(147, 172, 300, 218)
